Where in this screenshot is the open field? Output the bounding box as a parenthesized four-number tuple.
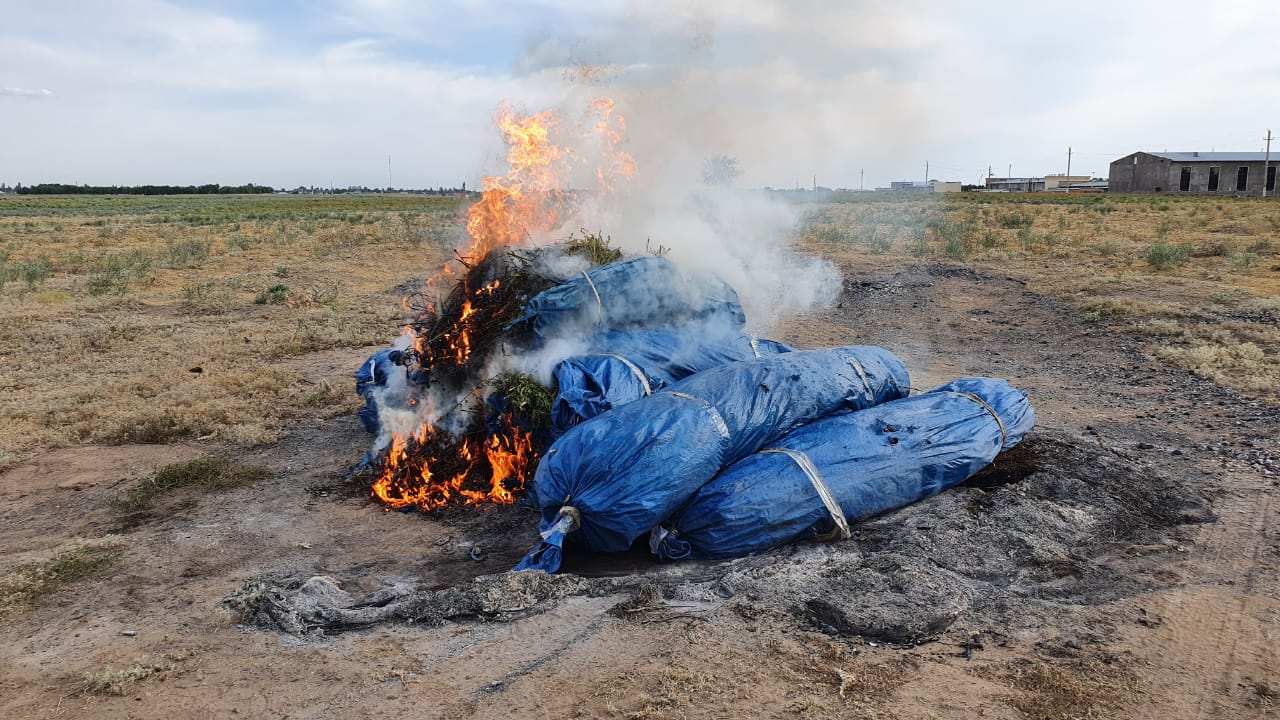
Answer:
(2, 193, 1278, 718)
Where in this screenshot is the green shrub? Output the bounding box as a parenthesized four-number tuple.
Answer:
(165, 237, 211, 268)
(1146, 242, 1192, 270)
(254, 283, 289, 305)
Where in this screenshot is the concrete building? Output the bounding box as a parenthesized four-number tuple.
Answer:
(1109, 152, 1277, 196)
(882, 180, 962, 193)
(983, 175, 1091, 192)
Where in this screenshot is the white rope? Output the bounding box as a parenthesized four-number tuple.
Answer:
(848, 356, 874, 397)
(668, 391, 730, 440)
(956, 392, 1008, 448)
(606, 354, 652, 396)
(760, 447, 852, 541)
(580, 270, 604, 327)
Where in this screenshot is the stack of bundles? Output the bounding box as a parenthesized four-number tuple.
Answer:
(514, 346, 910, 573)
(355, 254, 758, 439)
(509, 256, 746, 344)
(652, 377, 1035, 561)
(551, 323, 794, 435)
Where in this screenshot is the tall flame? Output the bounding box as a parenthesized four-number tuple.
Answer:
(371, 98, 633, 512)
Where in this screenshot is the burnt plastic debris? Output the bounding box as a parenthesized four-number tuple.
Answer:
(653, 377, 1035, 561)
(514, 346, 911, 573)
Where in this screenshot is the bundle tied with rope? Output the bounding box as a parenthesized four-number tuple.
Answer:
(652, 377, 1035, 561)
(515, 346, 911, 573)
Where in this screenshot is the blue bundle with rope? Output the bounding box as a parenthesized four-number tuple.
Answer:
(551, 324, 793, 435)
(514, 346, 911, 573)
(651, 377, 1035, 560)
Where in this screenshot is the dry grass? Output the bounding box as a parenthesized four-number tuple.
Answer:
(81, 655, 179, 696)
(0, 543, 124, 620)
(804, 193, 1280, 404)
(972, 656, 1137, 720)
(0, 194, 461, 461)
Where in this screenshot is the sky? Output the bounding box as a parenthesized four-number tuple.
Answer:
(3, 0, 1280, 190)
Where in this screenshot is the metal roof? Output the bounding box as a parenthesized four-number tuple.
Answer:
(1145, 152, 1274, 162)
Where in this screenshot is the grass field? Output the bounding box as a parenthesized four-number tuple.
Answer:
(0, 194, 466, 464)
(1, 192, 1277, 467)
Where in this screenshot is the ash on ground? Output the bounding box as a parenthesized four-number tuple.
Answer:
(225, 428, 1214, 643)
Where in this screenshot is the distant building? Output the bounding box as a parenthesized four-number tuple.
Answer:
(880, 180, 961, 193)
(983, 175, 1091, 192)
(1109, 152, 1277, 196)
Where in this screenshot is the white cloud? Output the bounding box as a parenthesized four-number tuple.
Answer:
(1, 87, 53, 98)
(2, 0, 1278, 187)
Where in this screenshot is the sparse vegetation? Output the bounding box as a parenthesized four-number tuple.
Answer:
(110, 456, 270, 517)
(254, 283, 290, 305)
(1146, 242, 1192, 270)
(82, 656, 178, 696)
(0, 544, 124, 619)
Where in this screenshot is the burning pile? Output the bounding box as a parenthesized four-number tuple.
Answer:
(357, 100, 645, 511)
(354, 99, 1036, 571)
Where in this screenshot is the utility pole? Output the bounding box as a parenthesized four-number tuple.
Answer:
(1007, 163, 1012, 178)
(1264, 130, 1273, 198)
(860, 168, 864, 191)
(1067, 146, 1072, 177)
(924, 161, 929, 186)
(387, 155, 392, 191)
(813, 174, 817, 191)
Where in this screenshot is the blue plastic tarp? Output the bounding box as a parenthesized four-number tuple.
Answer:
(550, 326, 794, 435)
(514, 346, 911, 573)
(354, 348, 407, 435)
(509, 256, 746, 343)
(652, 377, 1035, 561)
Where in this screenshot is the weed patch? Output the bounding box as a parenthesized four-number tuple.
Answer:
(0, 544, 124, 619)
(111, 456, 269, 517)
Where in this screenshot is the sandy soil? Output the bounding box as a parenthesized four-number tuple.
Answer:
(2, 251, 1278, 719)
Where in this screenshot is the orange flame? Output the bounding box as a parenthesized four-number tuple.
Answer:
(373, 98, 634, 512)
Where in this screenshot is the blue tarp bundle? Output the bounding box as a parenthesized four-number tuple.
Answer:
(509, 256, 746, 343)
(551, 325, 794, 435)
(354, 348, 407, 436)
(652, 377, 1035, 561)
(514, 346, 911, 573)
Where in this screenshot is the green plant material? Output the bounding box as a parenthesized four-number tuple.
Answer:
(1017, 226, 1037, 251)
(17, 255, 53, 289)
(646, 239, 671, 256)
(488, 373, 555, 429)
(274, 264, 290, 278)
(1247, 238, 1272, 254)
(226, 234, 254, 252)
(165, 237, 212, 268)
(181, 282, 233, 313)
(82, 657, 177, 696)
(254, 283, 289, 305)
(1155, 219, 1173, 239)
(1208, 291, 1242, 307)
(1090, 240, 1119, 257)
(564, 230, 623, 266)
(110, 457, 269, 516)
(995, 210, 1034, 229)
(0, 545, 123, 618)
(84, 249, 153, 296)
(1146, 242, 1192, 270)
(1228, 252, 1259, 271)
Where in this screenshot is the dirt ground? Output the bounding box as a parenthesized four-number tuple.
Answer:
(2, 248, 1278, 719)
